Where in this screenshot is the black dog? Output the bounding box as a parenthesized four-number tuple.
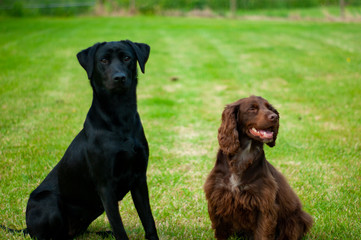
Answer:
(5, 40, 159, 240)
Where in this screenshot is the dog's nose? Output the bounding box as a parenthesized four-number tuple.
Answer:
(113, 73, 126, 83)
(268, 113, 278, 121)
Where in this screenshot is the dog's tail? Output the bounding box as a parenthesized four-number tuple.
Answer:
(0, 224, 29, 236)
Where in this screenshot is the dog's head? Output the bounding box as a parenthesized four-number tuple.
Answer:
(218, 96, 279, 155)
(77, 40, 150, 93)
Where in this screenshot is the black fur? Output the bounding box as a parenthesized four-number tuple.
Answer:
(3, 40, 158, 240)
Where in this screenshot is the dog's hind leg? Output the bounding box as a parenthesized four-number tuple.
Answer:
(26, 190, 68, 240)
(277, 210, 312, 240)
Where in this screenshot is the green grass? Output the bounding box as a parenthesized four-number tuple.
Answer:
(237, 6, 361, 19)
(0, 16, 360, 239)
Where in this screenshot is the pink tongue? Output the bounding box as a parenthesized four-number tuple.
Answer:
(259, 130, 273, 139)
(250, 128, 273, 139)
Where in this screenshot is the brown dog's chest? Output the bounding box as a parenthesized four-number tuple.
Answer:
(213, 171, 276, 233)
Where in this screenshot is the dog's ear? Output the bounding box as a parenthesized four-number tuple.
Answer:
(218, 103, 240, 155)
(125, 40, 150, 74)
(77, 42, 104, 79)
(266, 109, 280, 147)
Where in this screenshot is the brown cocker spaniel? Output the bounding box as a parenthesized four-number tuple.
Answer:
(204, 96, 313, 240)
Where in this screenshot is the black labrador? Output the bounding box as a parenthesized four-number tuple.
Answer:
(23, 40, 159, 240)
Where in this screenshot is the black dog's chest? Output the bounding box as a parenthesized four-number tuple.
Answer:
(111, 139, 148, 199)
(95, 133, 146, 162)
(86, 133, 148, 184)
(112, 140, 147, 176)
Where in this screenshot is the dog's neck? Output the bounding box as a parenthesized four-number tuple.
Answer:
(228, 139, 264, 174)
(85, 87, 139, 133)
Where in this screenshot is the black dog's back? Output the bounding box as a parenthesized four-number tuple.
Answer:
(22, 40, 159, 240)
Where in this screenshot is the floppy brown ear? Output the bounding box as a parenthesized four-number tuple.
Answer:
(218, 104, 240, 155)
(125, 40, 150, 74)
(77, 42, 105, 79)
(266, 109, 280, 147)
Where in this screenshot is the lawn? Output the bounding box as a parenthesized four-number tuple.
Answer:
(236, 5, 361, 19)
(0, 16, 360, 239)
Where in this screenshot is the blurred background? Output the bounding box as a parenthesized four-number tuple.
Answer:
(1, 0, 361, 19)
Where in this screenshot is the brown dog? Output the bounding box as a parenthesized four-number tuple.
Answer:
(204, 96, 313, 240)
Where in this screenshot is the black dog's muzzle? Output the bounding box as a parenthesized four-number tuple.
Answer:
(113, 72, 127, 83)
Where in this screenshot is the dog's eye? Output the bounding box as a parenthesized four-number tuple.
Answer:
(265, 103, 273, 111)
(123, 56, 131, 62)
(248, 105, 258, 112)
(100, 59, 109, 64)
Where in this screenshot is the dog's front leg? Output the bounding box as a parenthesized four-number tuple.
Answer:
(254, 209, 277, 240)
(99, 186, 129, 240)
(131, 178, 159, 240)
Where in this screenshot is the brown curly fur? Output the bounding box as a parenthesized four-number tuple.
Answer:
(204, 96, 313, 240)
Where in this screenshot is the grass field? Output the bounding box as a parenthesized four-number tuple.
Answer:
(236, 5, 361, 19)
(0, 16, 360, 239)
